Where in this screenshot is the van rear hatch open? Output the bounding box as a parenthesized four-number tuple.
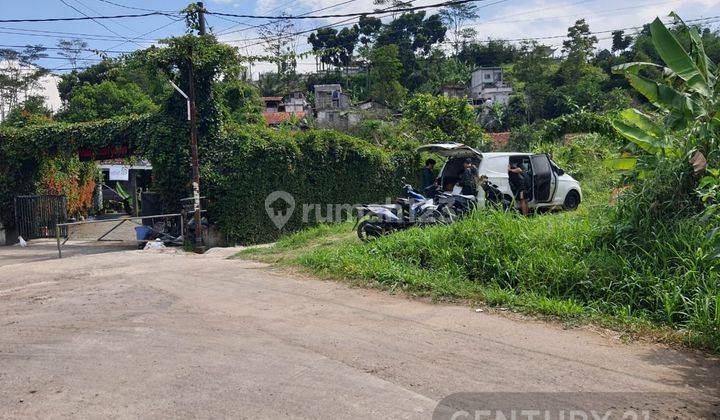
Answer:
(415, 143, 482, 158)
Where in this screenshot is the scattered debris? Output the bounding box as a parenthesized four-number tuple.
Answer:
(690, 151, 707, 175)
(475, 308, 484, 313)
(143, 239, 166, 250)
(18, 236, 27, 247)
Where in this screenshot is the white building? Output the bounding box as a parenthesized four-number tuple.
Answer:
(470, 67, 512, 107)
(0, 62, 61, 122)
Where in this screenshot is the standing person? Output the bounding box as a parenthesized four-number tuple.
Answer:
(508, 162, 530, 215)
(459, 158, 478, 197)
(421, 159, 437, 191)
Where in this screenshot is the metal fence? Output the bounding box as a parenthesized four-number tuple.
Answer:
(14, 195, 67, 239)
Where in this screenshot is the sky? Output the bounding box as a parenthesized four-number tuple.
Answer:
(1, 0, 720, 79)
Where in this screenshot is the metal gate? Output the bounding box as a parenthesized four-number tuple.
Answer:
(14, 195, 68, 239)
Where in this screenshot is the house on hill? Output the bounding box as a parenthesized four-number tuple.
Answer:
(439, 85, 468, 100)
(314, 84, 351, 129)
(470, 67, 512, 107)
(261, 93, 309, 127)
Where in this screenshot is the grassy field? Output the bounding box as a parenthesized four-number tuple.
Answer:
(238, 135, 720, 353)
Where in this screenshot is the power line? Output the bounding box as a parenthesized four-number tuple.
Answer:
(0, 44, 133, 54)
(59, 0, 144, 48)
(95, 0, 179, 14)
(0, 11, 173, 23)
(74, 0, 144, 35)
(209, 0, 482, 20)
(0, 53, 105, 62)
(464, 0, 683, 27)
(217, 0, 359, 37)
(222, 0, 507, 46)
(100, 17, 184, 53)
(0, 26, 158, 42)
(214, 0, 301, 35)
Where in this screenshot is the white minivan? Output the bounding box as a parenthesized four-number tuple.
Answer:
(417, 143, 582, 211)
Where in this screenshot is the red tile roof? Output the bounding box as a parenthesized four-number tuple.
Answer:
(262, 112, 306, 125)
(488, 132, 510, 148)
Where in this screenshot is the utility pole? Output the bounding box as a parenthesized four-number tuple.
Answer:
(187, 46, 203, 248)
(197, 2, 206, 36)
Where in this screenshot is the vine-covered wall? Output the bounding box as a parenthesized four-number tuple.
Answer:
(0, 114, 419, 244)
(0, 114, 154, 225)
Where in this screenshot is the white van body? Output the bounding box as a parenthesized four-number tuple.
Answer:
(416, 143, 582, 211)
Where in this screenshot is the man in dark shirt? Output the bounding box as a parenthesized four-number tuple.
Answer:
(459, 158, 478, 196)
(508, 162, 530, 215)
(421, 159, 437, 191)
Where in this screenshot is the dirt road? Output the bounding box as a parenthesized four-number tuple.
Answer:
(1, 246, 718, 418)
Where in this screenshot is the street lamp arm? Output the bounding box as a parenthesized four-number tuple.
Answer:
(169, 80, 191, 121)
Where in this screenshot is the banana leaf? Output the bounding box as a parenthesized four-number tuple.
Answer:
(603, 157, 638, 170)
(669, 11, 717, 85)
(618, 109, 664, 138)
(611, 119, 664, 154)
(612, 61, 666, 75)
(626, 73, 700, 121)
(650, 17, 711, 97)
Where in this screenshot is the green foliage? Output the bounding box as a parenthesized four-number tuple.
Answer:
(559, 19, 598, 83)
(308, 26, 359, 69)
(402, 93, 485, 148)
(612, 16, 719, 166)
(367, 45, 407, 109)
(1, 96, 53, 127)
(292, 207, 719, 350)
(505, 111, 618, 151)
(216, 79, 264, 126)
(610, 15, 720, 240)
(417, 52, 472, 94)
(141, 34, 243, 207)
(351, 119, 408, 148)
(457, 40, 516, 67)
(37, 153, 97, 218)
(57, 80, 157, 122)
(205, 125, 419, 244)
(698, 168, 720, 221)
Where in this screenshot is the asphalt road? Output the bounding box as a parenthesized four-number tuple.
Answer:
(0, 246, 718, 418)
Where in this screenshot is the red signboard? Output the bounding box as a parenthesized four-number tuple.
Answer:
(78, 145, 131, 161)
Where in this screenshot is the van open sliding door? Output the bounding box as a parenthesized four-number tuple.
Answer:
(530, 154, 556, 203)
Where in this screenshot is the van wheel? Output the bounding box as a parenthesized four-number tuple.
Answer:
(563, 190, 580, 210)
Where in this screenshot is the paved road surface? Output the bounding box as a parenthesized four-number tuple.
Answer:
(0, 246, 718, 418)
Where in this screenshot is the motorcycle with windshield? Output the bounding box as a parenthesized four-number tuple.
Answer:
(354, 182, 445, 241)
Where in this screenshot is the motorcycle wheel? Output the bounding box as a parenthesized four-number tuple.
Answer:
(418, 209, 451, 225)
(357, 219, 384, 242)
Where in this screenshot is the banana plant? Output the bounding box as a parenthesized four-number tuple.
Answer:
(609, 14, 718, 174)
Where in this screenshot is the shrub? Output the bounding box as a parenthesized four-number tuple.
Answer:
(504, 112, 619, 152)
(402, 93, 486, 149)
(205, 126, 419, 244)
(37, 154, 97, 218)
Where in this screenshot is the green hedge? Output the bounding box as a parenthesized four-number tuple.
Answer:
(505, 111, 619, 151)
(206, 126, 419, 244)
